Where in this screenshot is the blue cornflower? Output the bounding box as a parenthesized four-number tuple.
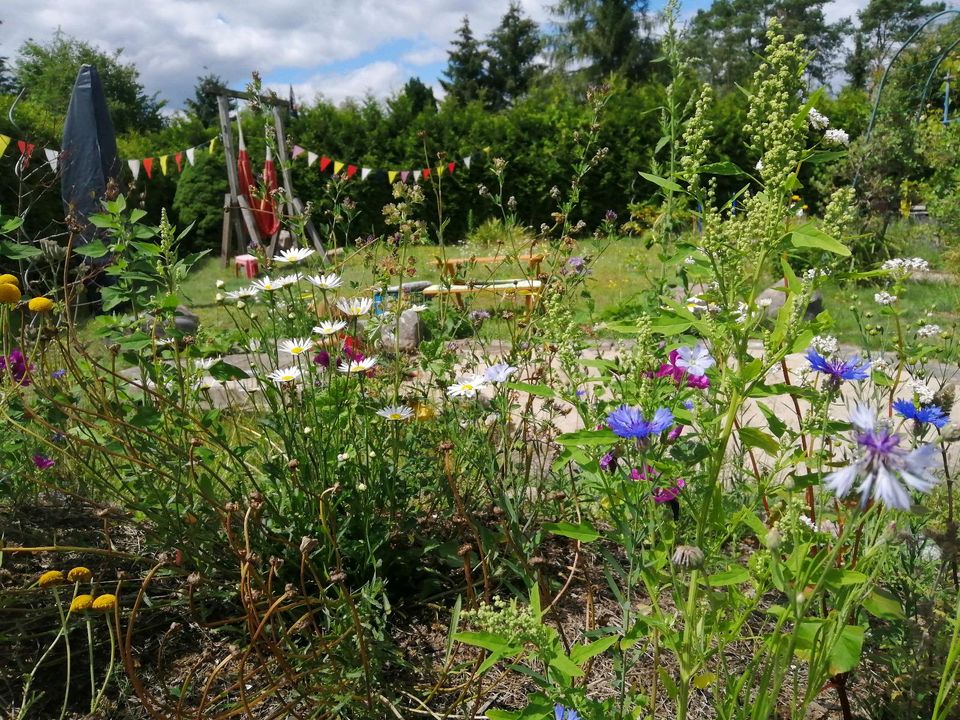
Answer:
(893, 399, 949, 429)
(806, 348, 870, 383)
(555, 705, 582, 720)
(51, 368, 67, 379)
(606, 405, 673, 440)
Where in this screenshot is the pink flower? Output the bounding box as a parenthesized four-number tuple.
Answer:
(32, 455, 55, 470)
(653, 478, 686, 503)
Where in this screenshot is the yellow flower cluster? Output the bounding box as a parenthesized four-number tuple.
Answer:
(0, 274, 20, 305)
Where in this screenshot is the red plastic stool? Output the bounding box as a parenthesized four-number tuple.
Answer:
(234, 254, 259, 280)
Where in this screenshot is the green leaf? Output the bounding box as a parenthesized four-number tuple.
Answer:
(639, 171, 683, 193)
(503, 381, 555, 398)
(543, 521, 601, 543)
(863, 588, 905, 620)
(789, 223, 851, 257)
(74, 240, 111, 258)
(547, 651, 585, 678)
(738, 427, 780, 455)
(805, 150, 846, 164)
(209, 362, 249, 381)
(700, 161, 743, 175)
(707, 566, 751, 587)
(757, 402, 787, 439)
(0, 240, 42, 259)
(651, 315, 693, 335)
(555, 429, 618, 447)
(824, 569, 869, 587)
(830, 625, 865, 674)
(569, 634, 619, 664)
(452, 631, 521, 655)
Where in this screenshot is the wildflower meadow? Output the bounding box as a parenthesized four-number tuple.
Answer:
(3, 7, 960, 720)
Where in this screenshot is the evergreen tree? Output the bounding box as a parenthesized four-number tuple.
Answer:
(184, 73, 230, 127)
(440, 17, 490, 105)
(13, 31, 165, 133)
(845, 0, 946, 90)
(686, 0, 849, 88)
(549, 0, 655, 83)
(486, 3, 543, 109)
(394, 77, 437, 116)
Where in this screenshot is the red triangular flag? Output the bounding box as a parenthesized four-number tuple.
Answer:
(422, 167, 431, 180)
(346, 164, 358, 178)
(174, 152, 183, 172)
(319, 156, 332, 172)
(17, 141, 35, 169)
(143, 157, 154, 179)
(448, 162, 456, 175)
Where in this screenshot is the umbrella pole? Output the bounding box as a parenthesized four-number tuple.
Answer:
(217, 94, 261, 266)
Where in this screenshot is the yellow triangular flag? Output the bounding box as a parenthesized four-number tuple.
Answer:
(208, 137, 217, 154)
(388, 170, 398, 184)
(159, 155, 169, 175)
(333, 160, 344, 175)
(0, 134, 10, 159)
(436, 164, 445, 177)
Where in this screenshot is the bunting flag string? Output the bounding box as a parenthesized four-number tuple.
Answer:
(159, 155, 169, 176)
(128, 159, 141, 181)
(143, 157, 154, 179)
(0, 134, 10, 159)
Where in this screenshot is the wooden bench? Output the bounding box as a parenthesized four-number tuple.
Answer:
(425, 253, 544, 312)
(423, 279, 543, 312)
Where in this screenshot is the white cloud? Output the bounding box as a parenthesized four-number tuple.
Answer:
(3, 0, 554, 110)
(277, 61, 408, 106)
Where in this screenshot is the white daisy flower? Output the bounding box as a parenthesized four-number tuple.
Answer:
(313, 320, 348, 336)
(306, 273, 343, 290)
(274, 247, 315, 264)
(267, 367, 302, 384)
(278, 338, 315, 356)
(193, 356, 221, 371)
(376, 405, 413, 421)
(226, 286, 259, 300)
(447, 374, 488, 398)
(277, 273, 303, 287)
(252, 276, 282, 292)
(338, 357, 378, 374)
(337, 297, 374, 317)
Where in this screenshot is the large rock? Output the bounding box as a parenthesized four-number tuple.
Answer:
(757, 285, 823, 321)
(380, 309, 427, 352)
(142, 305, 199, 338)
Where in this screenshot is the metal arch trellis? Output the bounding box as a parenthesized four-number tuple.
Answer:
(864, 9, 960, 141)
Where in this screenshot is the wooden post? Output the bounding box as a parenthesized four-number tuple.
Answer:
(271, 106, 297, 222)
(220, 193, 232, 268)
(217, 94, 261, 260)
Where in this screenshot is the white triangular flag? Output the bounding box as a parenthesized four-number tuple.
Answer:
(463, 155, 471, 169)
(186, 147, 196, 166)
(360, 167, 371, 181)
(44, 148, 59, 172)
(307, 151, 318, 167)
(128, 158, 141, 181)
(413, 170, 421, 183)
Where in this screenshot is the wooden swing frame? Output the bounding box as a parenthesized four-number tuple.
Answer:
(208, 88, 327, 267)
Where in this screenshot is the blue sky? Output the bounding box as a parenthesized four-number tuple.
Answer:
(5, 0, 860, 111)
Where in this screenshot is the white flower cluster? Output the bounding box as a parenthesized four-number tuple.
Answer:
(908, 378, 935, 405)
(871, 355, 891, 374)
(807, 108, 829, 130)
(874, 291, 897, 306)
(810, 335, 839, 357)
(882, 257, 930, 276)
(917, 324, 942, 339)
(803, 267, 831, 281)
(824, 128, 849, 146)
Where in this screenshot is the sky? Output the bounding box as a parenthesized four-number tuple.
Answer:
(3, 0, 869, 113)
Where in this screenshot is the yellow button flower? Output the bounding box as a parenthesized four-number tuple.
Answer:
(70, 594, 94, 613)
(0, 283, 21, 305)
(38, 570, 65, 588)
(91, 594, 117, 612)
(67, 566, 92, 583)
(0, 274, 18, 286)
(27, 297, 54, 313)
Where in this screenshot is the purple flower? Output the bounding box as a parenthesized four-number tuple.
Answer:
(313, 350, 331, 368)
(469, 310, 491, 322)
(566, 256, 590, 275)
(656, 350, 711, 389)
(32, 455, 55, 470)
(51, 369, 67, 379)
(825, 405, 938, 510)
(0, 349, 33, 386)
(675, 343, 715, 377)
(893, 399, 949, 429)
(599, 452, 617, 472)
(606, 405, 673, 440)
(806, 348, 869, 384)
(484, 363, 517, 383)
(604, 209, 618, 222)
(555, 705, 581, 720)
(653, 477, 686, 503)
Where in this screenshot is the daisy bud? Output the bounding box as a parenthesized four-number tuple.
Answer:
(216, 280, 225, 288)
(764, 527, 782, 550)
(215, 293, 224, 303)
(300, 536, 319, 554)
